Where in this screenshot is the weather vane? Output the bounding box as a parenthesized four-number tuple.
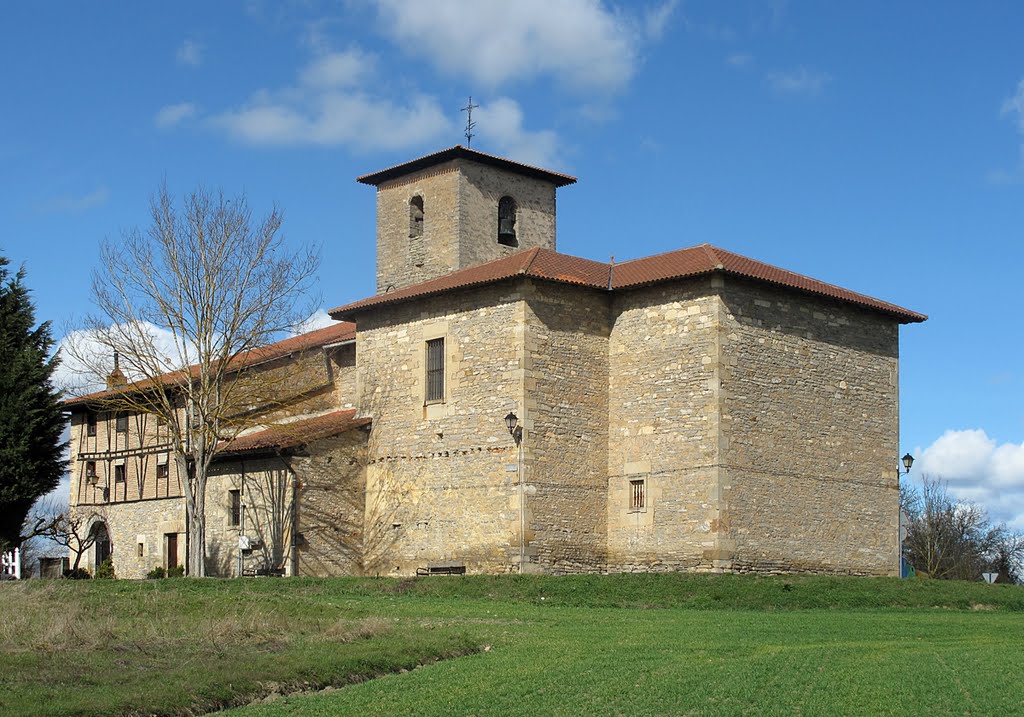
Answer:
(461, 96, 479, 147)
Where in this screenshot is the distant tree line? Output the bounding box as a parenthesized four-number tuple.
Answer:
(902, 477, 1023, 584)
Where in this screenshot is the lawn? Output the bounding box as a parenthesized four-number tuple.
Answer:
(2, 574, 1023, 717)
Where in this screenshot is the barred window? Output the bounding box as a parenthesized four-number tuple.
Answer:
(115, 412, 128, 433)
(629, 479, 646, 511)
(425, 338, 445, 403)
(229, 489, 241, 527)
(86, 412, 97, 436)
(114, 464, 126, 483)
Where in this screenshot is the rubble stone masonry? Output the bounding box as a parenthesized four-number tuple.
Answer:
(374, 159, 557, 292)
(719, 277, 899, 575)
(355, 283, 527, 575)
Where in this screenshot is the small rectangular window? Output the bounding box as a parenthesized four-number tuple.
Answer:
(137, 542, 144, 557)
(425, 338, 445, 403)
(157, 463, 169, 483)
(85, 461, 97, 484)
(86, 413, 97, 436)
(115, 412, 128, 433)
(629, 479, 646, 512)
(229, 489, 241, 527)
(114, 464, 126, 483)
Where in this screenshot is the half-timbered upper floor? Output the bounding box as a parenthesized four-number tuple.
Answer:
(65, 322, 357, 507)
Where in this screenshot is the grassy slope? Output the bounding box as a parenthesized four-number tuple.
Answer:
(3, 574, 1023, 717)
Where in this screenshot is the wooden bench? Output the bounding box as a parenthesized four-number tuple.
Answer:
(242, 566, 286, 577)
(415, 561, 466, 576)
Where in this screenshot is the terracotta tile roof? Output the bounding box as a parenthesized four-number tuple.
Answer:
(329, 248, 609, 317)
(63, 322, 357, 408)
(356, 145, 577, 188)
(217, 409, 370, 456)
(611, 245, 927, 322)
(329, 246, 926, 324)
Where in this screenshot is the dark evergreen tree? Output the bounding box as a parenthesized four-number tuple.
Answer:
(0, 255, 67, 550)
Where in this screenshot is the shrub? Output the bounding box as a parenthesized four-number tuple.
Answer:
(167, 565, 185, 577)
(63, 567, 91, 580)
(146, 566, 167, 579)
(95, 557, 116, 579)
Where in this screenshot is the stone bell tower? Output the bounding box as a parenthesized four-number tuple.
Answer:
(357, 145, 576, 294)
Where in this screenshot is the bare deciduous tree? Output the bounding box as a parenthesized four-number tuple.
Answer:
(28, 500, 105, 573)
(902, 476, 1024, 583)
(65, 185, 319, 576)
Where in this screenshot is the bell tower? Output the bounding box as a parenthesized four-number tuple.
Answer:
(357, 146, 576, 294)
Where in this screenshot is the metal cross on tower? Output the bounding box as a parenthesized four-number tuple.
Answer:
(461, 96, 479, 147)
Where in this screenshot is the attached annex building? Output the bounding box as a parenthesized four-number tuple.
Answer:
(66, 146, 926, 578)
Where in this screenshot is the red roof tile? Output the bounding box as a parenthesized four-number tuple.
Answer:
(217, 410, 370, 456)
(330, 246, 926, 324)
(329, 248, 609, 317)
(356, 145, 577, 188)
(64, 322, 356, 408)
(611, 245, 926, 321)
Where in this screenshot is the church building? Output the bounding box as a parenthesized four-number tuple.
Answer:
(65, 146, 926, 578)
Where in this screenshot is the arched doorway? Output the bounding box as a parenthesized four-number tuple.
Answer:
(91, 522, 111, 573)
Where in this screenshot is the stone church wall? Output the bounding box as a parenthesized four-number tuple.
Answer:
(294, 430, 370, 576)
(605, 279, 725, 572)
(522, 281, 610, 573)
(718, 278, 900, 575)
(457, 161, 557, 269)
(354, 284, 527, 575)
(373, 159, 558, 292)
(72, 498, 185, 579)
(374, 161, 463, 292)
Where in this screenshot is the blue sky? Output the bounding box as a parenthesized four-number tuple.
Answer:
(3, 2, 1024, 526)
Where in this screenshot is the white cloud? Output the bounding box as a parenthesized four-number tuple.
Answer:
(766, 66, 831, 95)
(208, 46, 452, 150)
(914, 429, 1024, 529)
(644, 0, 679, 41)
(41, 187, 109, 214)
(211, 90, 452, 150)
(474, 97, 561, 167)
(292, 309, 336, 336)
(54, 323, 196, 398)
(372, 0, 647, 92)
(177, 40, 202, 67)
(1002, 78, 1024, 132)
(998, 78, 1024, 174)
(155, 102, 198, 128)
(299, 49, 373, 88)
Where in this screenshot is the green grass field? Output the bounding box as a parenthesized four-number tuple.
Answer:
(3, 574, 1023, 716)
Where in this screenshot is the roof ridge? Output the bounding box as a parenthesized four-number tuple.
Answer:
(701, 243, 724, 269)
(613, 243, 705, 266)
(520, 246, 543, 275)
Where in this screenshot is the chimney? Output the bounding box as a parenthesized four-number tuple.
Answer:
(106, 351, 127, 389)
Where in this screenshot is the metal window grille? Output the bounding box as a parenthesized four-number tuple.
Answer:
(85, 461, 97, 484)
(86, 413, 97, 436)
(229, 490, 241, 526)
(115, 412, 128, 433)
(629, 479, 645, 511)
(425, 338, 445, 403)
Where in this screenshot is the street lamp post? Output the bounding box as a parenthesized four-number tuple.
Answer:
(505, 412, 524, 574)
(896, 452, 914, 576)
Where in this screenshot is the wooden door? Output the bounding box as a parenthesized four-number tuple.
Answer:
(166, 533, 178, 569)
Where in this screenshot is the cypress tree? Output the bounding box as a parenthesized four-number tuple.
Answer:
(0, 255, 67, 549)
